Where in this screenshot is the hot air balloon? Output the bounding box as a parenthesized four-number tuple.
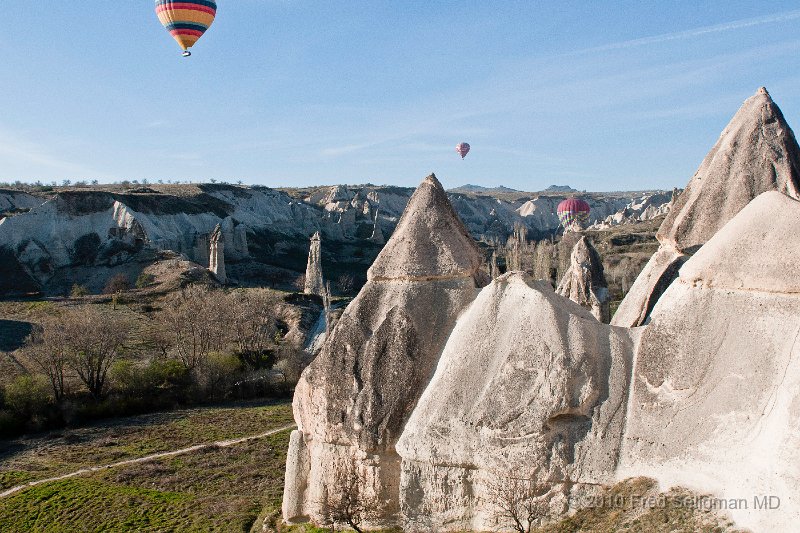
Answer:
(456, 142, 470, 159)
(557, 197, 591, 230)
(155, 0, 217, 57)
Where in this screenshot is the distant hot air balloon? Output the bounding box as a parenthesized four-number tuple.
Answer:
(557, 197, 591, 230)
(456, 142, 470, 159)
(155, 0, 217, 57)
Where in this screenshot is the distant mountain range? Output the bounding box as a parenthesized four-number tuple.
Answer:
(450, 184, 579, 194)
(449, 184, 521, 194)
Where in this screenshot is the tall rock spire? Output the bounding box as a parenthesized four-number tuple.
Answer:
(303, 231, 324, 297)
(208, 223, 226, 284)
(368, 174, 483, 281)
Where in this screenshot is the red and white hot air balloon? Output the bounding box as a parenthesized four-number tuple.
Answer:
(456, 142, 470, 159)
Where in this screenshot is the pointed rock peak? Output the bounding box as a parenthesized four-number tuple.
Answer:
(557, 236, 610, 322)
(658, 87, 800, 252)
(571, 236, 605, 274)
(424, 173, 441, 186)
(310, 231, 320, 242)
(368, 173, 483, 281)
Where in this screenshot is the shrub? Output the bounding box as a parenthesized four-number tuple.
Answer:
(195, 352, 241, 402)
(5, 374, 52, 421)
(135, 272, 156, 289)
(104, 273, 131, 294)
(0, 409, 22, 438)
(70, 284, 90, 297)
(72, 233, 101, 265)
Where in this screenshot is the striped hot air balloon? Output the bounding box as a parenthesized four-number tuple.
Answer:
(456, 142, 470, 159)
(557, 197, 591, 229)
(155, 0, 217, 57)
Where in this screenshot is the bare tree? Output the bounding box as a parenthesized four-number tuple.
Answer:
(227, 289, 282, 368)
(24, 323, 70, 402)
(485, 473, 548, 533)
(65, 307, 132, 400)
(504, 223, 528, 272)
(159, 285, 228, 370)
(319, 457, 385, 533)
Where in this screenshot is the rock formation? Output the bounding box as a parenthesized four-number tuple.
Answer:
(619, 191, 800, 532)
(369, 210, 385, 244)
(588, 191, 673, 229)
(397, 273, 636, 531)
(303, 232, 325, 297)
(283, 174, 485, 526)
(556, 236, 610, 323)
(208, 223, 226, 284)
(613, 87, 800, 327)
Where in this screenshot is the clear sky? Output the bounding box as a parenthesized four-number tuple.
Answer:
(1, 1, 799, 191)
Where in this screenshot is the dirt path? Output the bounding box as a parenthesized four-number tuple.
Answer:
(0, 423, 296, 499)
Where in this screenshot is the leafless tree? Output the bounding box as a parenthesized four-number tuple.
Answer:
(65, 307, 132, 400)
(227, 289, 282, 368)
(323, 282, 332, 337)
(485, 473, 548, 533)
(319, 457, 386, 533)
(24, 323, 70, 402)
(104, 273, 131, 294)
(158, 285, 228, 370)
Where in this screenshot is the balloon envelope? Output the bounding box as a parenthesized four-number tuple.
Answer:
(557, 197, 591, 228)
(456, 142, 470, 159)
(156, 0, 217, 53)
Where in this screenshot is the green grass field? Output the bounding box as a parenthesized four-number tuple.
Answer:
(0, 401, 294, 532)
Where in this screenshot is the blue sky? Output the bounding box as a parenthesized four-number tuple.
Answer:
(1, 1, 799, 191)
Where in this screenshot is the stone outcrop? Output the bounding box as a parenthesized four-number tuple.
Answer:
(396, 273, 636, 531)
(283, 174, 485, 526)
(303, 232, 324, 297)
(619, 191, 800, 532)
(612, 87, 800, 327)
(556, 236, 610, 323)
(208, 223, 226, 283)
(588, 191, 673, 230)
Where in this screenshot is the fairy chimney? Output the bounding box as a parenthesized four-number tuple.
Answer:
(304, 232, 325, 296)
(209, 223, 226, 284)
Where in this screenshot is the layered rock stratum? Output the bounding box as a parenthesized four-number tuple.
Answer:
(0, 182, 668, 296)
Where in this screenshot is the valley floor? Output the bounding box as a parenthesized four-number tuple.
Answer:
(0, 401, 294, 532)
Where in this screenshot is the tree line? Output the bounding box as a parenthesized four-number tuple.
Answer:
(0, 286, 306, 437)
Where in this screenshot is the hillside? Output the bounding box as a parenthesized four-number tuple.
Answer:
(0, 182, 671, 297)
